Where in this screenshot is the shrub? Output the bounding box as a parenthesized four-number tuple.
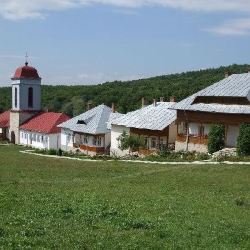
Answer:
(208, 124, 225, 154)
(48, 149, 57, 155)
(237, 123, 250, 156)
(118, 131, 146, 152)
(57, 149, 63, 156)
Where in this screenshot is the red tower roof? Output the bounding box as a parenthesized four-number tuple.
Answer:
(12, 62, 41, 80)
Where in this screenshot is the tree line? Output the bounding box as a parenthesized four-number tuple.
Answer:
(0, 64, 249, 116)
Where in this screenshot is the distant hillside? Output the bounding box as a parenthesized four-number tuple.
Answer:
(0, 64, 249, 116)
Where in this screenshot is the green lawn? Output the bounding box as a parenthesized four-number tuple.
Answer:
(0, 146, 250, 249)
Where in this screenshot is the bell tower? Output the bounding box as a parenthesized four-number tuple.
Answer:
(9, 59, 42, 144)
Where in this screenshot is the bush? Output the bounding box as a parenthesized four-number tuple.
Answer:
(57, 149, 63, 156)
(48, 149, 57, 155)
(237, 124, 250, 156)
(118, 131, 145, 152)
(208, 124, 225, 154)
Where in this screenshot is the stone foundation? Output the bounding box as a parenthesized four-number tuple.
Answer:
(175, 141, 208, 153)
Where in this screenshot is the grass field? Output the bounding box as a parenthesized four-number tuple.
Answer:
(0, 145, 250, 249)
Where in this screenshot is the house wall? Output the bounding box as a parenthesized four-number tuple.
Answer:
(20, 130, 60, 150)
(226, 125, 240, 147)
(61, 128, 109, 155)
(175, 109, 246, 153)
(168, 122, 177, 143)
(9, 111, 38, 144)
(60, 128, 74, 151)
(110, 125, 130, 157)
(175, 141, 208, 153)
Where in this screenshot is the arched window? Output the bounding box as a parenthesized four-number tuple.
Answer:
(28, 87, 33, 108)
(14, 87, 18, 108)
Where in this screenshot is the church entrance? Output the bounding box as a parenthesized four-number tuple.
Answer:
(10, 131, 15, 144)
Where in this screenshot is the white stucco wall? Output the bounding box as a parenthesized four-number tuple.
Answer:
(168, 122, 177, 144)
(226, 125, 240, 147)
(110, 125, 130, 157)
(19, 130, 60, 150)
(60, 129, 74, 151)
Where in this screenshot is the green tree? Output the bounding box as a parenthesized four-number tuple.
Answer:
(118, 131, 146, 153)
(208, 124, 225, 154)
(237, 124, 250, 156)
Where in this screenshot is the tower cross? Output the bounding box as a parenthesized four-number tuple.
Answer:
(25, 52, 28, 66)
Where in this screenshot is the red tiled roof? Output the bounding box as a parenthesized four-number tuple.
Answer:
(20, 112, 70, 134)
(12, 64, 41, 80)
(0, 111, 10, 128)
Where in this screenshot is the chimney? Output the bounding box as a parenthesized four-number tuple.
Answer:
(225, 71, 229, 78)
(160, 97, 164, 102)
(111, 103, 115, 113)
(170, 96, 176, 103)
(153, 99, 157, 107)
(142, 97, 145, 108)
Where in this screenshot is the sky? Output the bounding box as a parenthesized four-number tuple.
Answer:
(0, 0, 249, 86)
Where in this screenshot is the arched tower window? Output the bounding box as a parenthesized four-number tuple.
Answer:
(14, 87, 18, 108)
(28, 87, 33, 108)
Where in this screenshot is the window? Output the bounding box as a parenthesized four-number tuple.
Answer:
(178, 122, 188, 135)
(189, 123, 199, 136)
(28, 87, 33, 108)
(151, 137, 157, 149)
(24, 133, 27, 139)
(33, 134, 36, 142)
(66, 134, 72, 143)
(37, 135, 40, 142)
(83, 136, 88, 144)
(144, 137, 149, 149)
(97, 137, 102, 147)
(14, 87, 18, 108)
(93, 137, 97, 146)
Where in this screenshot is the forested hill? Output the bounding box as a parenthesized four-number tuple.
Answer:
(0, 64, 249, 116)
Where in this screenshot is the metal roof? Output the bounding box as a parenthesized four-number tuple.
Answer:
(111, 102, 177, 131)
(58, 104, 121, 134)
(172, 73, 250, 114)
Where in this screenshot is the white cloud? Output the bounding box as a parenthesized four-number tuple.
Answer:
(205, 18, 250, 36)
(1, 0, 250, 20)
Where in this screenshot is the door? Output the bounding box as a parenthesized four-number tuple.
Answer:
(226, 126, 240, 147)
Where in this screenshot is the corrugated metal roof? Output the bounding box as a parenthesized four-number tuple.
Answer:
(111, 102, 177, 131)
(58, 104, 121, 134)
(172, 73, 250, 114)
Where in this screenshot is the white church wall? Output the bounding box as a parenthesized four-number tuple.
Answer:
(20, 130, 60, 150)
(12, 79, 41, 112)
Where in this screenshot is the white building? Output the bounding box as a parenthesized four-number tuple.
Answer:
(58, 104, 122, 156)
(110, 101, 177, 157)
(172, 72, 250, 152)
(19, 112, 70, 150)
(0, 60, 70, 150)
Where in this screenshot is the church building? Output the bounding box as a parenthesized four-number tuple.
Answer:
(0, 60, 70, 149)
